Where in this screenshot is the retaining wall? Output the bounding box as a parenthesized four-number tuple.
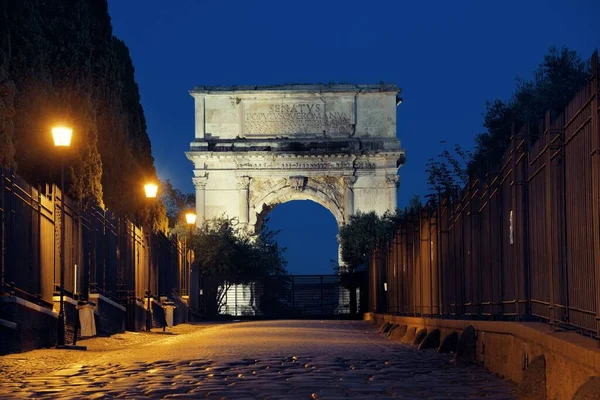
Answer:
(366, 313, 600, 400)
(0, 296, 57, 355)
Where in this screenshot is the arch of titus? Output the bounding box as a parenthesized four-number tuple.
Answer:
(186, 84, 405, 235)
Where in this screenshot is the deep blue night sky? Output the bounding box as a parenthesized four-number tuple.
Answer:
(107, 0, 599, 275)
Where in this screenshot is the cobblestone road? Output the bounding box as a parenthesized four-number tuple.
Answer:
(0, 320, 516, 399)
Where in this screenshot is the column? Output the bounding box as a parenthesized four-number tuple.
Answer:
(343, 176, 357, 220)
(237, 176, 251, 226)
(194, 95, 205, 139)
(192, 176, 208, 227)
(386, 174, 399, 209)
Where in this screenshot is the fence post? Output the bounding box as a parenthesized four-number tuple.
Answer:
(436, 195, 443, 317)
(589, 51, 600, 343)
(544, 111, 556, 331)
(511, 131, 521, 320)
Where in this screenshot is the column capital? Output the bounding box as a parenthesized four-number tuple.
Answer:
(386, 174, 399, 188)
(192, 176, 208, 190)
(343, 176, 357, 188)
(236, 176, 251, 190)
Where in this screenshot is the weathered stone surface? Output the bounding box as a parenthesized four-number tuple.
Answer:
(413, 329, 427, 346)
(437, 331, 458, 353)
(572, 376, 600, 400)
(454, 325, 477, 364)
(1, 321, 516, 399)
(186, 85, 406, 251)
(418, 329, 440, 350)
(517, 355, 546, 400)
(389, 324, 407, 341)
(401, 327, 417, 344)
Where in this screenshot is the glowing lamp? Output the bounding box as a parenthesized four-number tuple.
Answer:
(144, 183, 158, 198)
(52, 126, 73, 147)
(185, 212, 197, 225)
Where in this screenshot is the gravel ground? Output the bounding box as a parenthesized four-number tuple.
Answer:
(0, 320, 516, 399)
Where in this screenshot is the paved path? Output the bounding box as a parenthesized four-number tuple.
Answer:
(0, 320, 516, 399)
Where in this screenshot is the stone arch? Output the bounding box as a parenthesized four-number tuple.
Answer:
(186, 84, 405, 235)
(249, 177, 346, 234)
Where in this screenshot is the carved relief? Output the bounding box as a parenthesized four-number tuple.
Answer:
(287, 176, 306, 191)
(250, 178, 282, 204)
(309, 177, 344, 209)
(385, 174, 400, 188)
(236, 176, 251, 190)
(343, 176, 357, 188)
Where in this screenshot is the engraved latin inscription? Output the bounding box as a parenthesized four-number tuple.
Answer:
(244, 101, 353, 135)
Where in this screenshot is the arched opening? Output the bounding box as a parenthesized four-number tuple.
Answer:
(265, 200, 339, 275)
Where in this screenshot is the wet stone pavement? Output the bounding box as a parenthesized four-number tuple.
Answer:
(0, 320, 516, 399)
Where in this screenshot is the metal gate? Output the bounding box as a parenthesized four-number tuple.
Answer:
(198, 275, 356, 319)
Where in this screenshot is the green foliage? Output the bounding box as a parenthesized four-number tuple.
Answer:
(160, 179, 195, 229)
(469, 46, 589, 175)
(338, 210, 402, 272)
(0, 3, 15, 168)
(190, 216, 286, 315)
(0, 0, 167, 226)
(191, 217, 287, 279)
(425, 142, 472, 200)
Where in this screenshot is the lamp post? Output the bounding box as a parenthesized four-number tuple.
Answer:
(185, 212, 196, 296)
(144, 183, 158, 331)
(52, 126, 72, 347)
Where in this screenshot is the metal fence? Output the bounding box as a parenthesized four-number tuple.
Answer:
(198, 275, 354, 319)
(370, 52, 600, 341)
(0, 171, 187, 330)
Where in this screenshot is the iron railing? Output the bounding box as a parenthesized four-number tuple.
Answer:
(370, 51, 600, 342)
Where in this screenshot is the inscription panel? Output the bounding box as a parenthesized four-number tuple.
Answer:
(235, 160, 376, 170)
(243, 98, 354, 136)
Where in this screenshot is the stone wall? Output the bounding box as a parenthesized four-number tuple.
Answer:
(0, 296, 57, 355)
(134, 300, 148, 332)
(366, 313, 600, 400)
(171, 296, 189, 325)
(90, 294, 126, 337)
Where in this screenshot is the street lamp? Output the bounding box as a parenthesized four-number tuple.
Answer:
(144, 182, 158, 331)
(185, 212, 197, 226)
(52, 126, 72, 347)
(184, 213, 196, 297)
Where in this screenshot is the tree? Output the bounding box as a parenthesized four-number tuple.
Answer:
(160, 179, 195, 229)
(336, 209, 402, 315)
(338, 210, 403, 272)
(190, 217, 286, 317)
(425, 142, 472, 201)
(0, 0, 167, 227)
(469, 46, 589, 174)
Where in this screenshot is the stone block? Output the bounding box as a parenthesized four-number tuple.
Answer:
(0, 296, 57, 354)
(413, 328, 427, 346)
(437, 331, 458, 353)
(389, 324, 408, 340)
(517, 355, 546, 400)
(454, 325, 477, 364)
(418, 328, 440, 350)
(95, 295, 126, 337)
(401, 327, 416, 344)
(377, 322, 391, 334)
(573, 376, 600, 400)
(386, 324, 399, 338)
